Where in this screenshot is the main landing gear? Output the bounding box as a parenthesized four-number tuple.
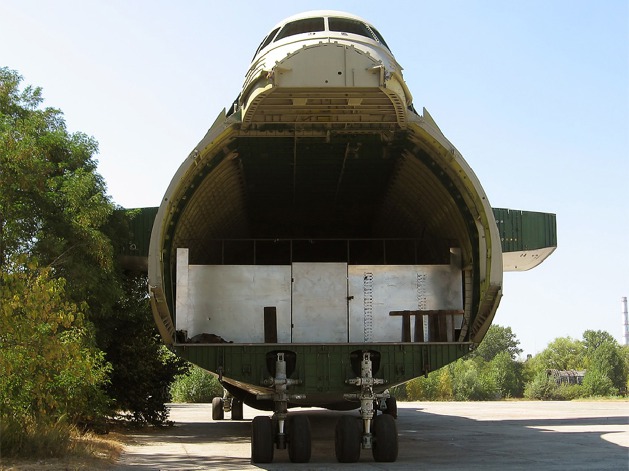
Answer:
(249, 351, 398, 464)
(211, 391, 244, 421)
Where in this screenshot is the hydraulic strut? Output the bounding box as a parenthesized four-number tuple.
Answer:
(258, 352, 304, 448)
(344, 351, 389, 448)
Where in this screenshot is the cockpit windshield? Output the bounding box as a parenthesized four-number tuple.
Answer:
(275, 18, 325, 41)
(328, 17, 390, 51)
(253, 15, 391, 60)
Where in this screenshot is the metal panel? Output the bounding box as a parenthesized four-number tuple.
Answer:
(493, 207, 557, 252)
(348, 265, 463, 342)
(177, 343, 472, 403)
(119, 206, 158, 257)
(291, 263, 348, 343)
(176, 250, 292, 343)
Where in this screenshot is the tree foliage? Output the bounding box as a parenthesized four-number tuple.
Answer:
(403, 326, 627, 402)
(102, 272, 188, 425)
(170, 365, 223, 403)
(471, 324, 522, 362)
(531, 336, 585, 371)
(0, 265, 111, 456)
(0, 67, 111, 272)
(406, 325, 524, 401)
(0, 68, 186, 452)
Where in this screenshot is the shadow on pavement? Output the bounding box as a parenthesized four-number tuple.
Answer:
(113, 403, 629, 470)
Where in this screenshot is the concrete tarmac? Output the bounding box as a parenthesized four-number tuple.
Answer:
(113, 401, 629, 470)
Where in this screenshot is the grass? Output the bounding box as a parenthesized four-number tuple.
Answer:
(0, 426, 127, 471)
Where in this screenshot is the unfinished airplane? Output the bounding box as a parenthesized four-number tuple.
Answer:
(127, 10, 557, 463)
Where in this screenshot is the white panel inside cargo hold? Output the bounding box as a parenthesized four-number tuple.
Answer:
(291, 262, 349, 343)
(176, 249, 292, 343)
(176, 249, 463, 344)
(347, 265, 463, 343)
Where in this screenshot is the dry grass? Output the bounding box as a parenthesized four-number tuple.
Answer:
(0, 429, 127, 471)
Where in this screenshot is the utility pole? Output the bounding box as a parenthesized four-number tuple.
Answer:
(622, 297, 628, 347)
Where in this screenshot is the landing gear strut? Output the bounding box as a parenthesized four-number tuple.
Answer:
(336, 351, 399, 463)
(251, 352, 311, 463)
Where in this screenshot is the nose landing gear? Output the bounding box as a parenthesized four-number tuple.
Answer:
(251, 352, 311, 464)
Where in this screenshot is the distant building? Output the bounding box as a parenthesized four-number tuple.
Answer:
(546, 369, 586, 385)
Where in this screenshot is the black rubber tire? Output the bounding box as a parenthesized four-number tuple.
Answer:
(335, 415, 361, 463)
(231, 398, 244, 420)
(251, 416, 274, 463)
(383, 396, 398, 419)
(288, 415, 312, 463)
(211, 397, 224, 421)
(372, 414, 398, 462)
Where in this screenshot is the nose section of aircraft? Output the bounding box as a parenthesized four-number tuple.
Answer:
(272, 42, 382, 88)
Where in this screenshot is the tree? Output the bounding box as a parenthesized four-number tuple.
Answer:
(0, 68, 112, 273)
(101, 272, 188, 424)
(582, 330, 617, 354)
(532, 336, 584, 371)
(1, 66, 114, 454)
(0, 68, 185, 432)
(585, 339, 626, 394)
(472, 325, 522, 362)
(490, 351, 524, 398)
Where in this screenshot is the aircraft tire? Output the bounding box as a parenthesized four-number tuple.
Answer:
(287, 415, 312, 463)
(251, 416, 274, 463)
(372, 414, 398, 462)
(211, 397, 224, 421)
(383, 396, 398, 419)
(335, 415, 361, 463)
(231, 398, 243, 420)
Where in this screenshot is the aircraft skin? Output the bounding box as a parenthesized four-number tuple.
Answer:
(147, 10, 555, 463)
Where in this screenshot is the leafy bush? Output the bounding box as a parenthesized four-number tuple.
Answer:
(170, 365, 223, 403)
(555, 383, 585, 400)
(100, 274, 189, 425)
(582, 369, 618, 397)
(450, 360, 499, 401)
(0, 266, 111, 458)
(389, 384, 408, 401)
(524, 372, 559, 400)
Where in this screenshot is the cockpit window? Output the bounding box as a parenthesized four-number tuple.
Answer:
(328, 18, 371, 38)
(328, 17, 390, 51)
(368, 25, 390, 50)
(254, 27, 280, 59)
(275, 18, 325, 41)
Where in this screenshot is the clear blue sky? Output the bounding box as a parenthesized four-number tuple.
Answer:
(2, 0, 628, 356)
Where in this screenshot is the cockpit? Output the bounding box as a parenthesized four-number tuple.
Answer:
(253, 14, 391, 60)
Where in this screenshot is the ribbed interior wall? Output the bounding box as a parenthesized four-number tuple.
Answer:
(168, 130, 473, 268)
(171, 156, 249, 263)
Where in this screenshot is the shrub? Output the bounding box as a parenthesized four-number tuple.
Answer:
(389, 384, 408, 401)
(0, 266, 111, 457)
(524, 372, 559, 400)
(450, 359, 499, 401)
(405, 369, 449, 401)
(582, 369, 618, 397)
(555, 383, 585, 400)
(170, 365, 223, 403)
